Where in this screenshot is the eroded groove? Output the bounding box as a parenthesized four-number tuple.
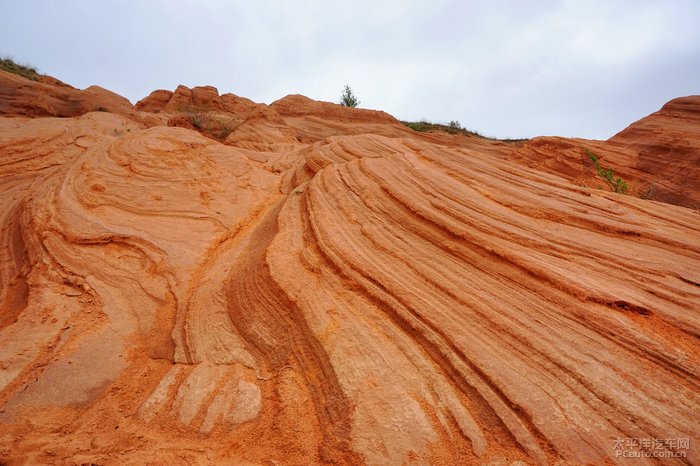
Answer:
(225, 201, 361, 464)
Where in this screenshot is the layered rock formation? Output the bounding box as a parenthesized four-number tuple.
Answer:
(511, 96, 700, 209)
(0, 70, 140, 121)
(0, 71, 698, 465)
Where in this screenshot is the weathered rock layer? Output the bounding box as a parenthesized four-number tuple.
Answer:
(0, 73, 698, 465)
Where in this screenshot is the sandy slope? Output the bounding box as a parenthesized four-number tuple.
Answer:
(0, 70, 698, 465)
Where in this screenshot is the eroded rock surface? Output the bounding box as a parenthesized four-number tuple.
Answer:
(0, 73, 698, 465)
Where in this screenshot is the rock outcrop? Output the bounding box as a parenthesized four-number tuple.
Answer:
(511, 96, 700, 209)
(0, 71, 698, 465)
(609, 96, 700, 207)
(136, 84, 258, 118)
(0, 70, 139, 119)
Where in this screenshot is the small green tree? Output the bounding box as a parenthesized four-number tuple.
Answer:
(448, 120, 462, 133)
(339, 85, 360, 108)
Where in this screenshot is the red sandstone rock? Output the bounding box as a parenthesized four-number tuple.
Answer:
(137, 84, 258, 119)
(609, 96, 700, 207)
(0, 72, 698, 465)
(0, 70, 139, 119)
(510, 96, 700, 208)
(271, 93, 399, 124)
(134, 89, 174, 112)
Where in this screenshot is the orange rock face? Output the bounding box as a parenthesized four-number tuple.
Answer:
(512, 96, 700, 209)
(0, 70, 138, 119)
(609, 96, 700, 208)
(0, 73, 698, 465)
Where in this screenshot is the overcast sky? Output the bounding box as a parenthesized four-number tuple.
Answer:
(2, 0, 699, 139)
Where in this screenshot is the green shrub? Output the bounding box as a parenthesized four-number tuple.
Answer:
(0, 57, 41, 81)
(584, 148, 628, 194)
(179, 104, 212, 130)
(400, 119, 528, 144)
(403, 121, 429, 132)
(218, 118, 234, 139)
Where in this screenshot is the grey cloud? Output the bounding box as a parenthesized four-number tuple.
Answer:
(1, 0, 698, 139)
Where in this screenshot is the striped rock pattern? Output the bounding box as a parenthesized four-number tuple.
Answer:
(0, 73, 698, 465)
